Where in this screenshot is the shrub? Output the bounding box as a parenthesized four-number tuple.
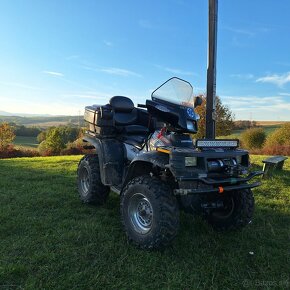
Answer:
(0, 145, 39, 159)
(262, 144, 290, 156)
(0, 122, 15, 150)
(241, 127, 266, 149)
(60, 138, 91, 156)
(262, 123, 290, 155)
(38, 141, 55, 156)
(264, 123, 290, 147)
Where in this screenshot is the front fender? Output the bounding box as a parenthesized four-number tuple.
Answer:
(122, 151, 169, 190)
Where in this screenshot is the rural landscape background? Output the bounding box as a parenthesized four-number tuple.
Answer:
(0, 106, 289, 157)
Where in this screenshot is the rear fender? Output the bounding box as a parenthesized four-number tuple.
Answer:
(83, 135, 124, 186)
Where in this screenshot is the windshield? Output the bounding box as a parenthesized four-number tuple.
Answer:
(151, 77, 194, 107)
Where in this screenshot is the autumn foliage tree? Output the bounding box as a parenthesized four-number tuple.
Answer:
(38, 126, 81, 154)
(193, 95, 234, 138)
(0, 122, 16, 150)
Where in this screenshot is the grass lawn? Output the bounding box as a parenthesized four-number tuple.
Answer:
(13, 136, 38, 149)
(0, 155, 289, 289)
(232, 125, 282, 137)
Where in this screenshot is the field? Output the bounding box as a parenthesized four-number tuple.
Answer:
(13, 136, 38, 149)
(0, 155, 289, 289)
(232, 123, 283, 138)
(0, 115, 82, 127)
(217, 122, 286, 140)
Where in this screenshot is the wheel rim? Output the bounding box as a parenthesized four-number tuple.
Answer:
(212, 197, 235, 219)
(80, 167, 90, 196)
(128, 193, 153, 234)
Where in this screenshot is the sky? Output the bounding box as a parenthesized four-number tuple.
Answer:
(0, 0, 290, 120)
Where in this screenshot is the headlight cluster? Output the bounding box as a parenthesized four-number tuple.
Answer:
(185, 156, 197, 167)
(186, 120, 195, 131)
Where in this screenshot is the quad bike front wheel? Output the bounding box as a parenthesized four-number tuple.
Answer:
(204, 188, 254, 231)
(77, 154, 110, 205)
(120, 175, 180, 249)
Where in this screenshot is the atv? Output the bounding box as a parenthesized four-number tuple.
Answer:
(77, 77, 263, 249)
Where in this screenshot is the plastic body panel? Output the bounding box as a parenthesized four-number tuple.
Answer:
(83, 135, 124, 186)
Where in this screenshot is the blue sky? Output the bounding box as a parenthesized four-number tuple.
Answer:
(0, 0, 290, 120)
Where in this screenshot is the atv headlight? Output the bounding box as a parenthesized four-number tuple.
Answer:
(186, 120, 195, 131)
(185, 156, 197, 167)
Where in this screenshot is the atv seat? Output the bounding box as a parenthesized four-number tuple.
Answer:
(109, 96, 150, 147)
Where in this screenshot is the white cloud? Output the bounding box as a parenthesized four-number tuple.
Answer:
(223, 26, 255, 37)
(43, 71, 64, 77)
(82, 65, 141, 77)
(100, 67, 142, 77)
(61, 91, 112, 101)
(256, 72, 290, 87)
(279, 92, 290, 97)
(230, 73, 254, 80)
(155, 64, 196, 76)
(0, 81, 43, 91)
(220, 95, 290, 119)
(220, 94, 290, 120)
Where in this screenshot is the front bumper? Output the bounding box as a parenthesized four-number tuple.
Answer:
(173, 171, 263, 195)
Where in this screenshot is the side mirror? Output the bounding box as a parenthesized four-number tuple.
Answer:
(194, 96, 203, 107)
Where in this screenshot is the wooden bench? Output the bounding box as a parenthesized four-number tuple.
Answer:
(262, 155, 288, 177)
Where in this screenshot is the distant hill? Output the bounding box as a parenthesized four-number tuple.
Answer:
(0, 111, 57, 117)
(0, 111, 14, 116)
(0, 114, 84, 127)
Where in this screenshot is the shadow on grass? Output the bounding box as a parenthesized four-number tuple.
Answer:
(0, 158, 289, 289)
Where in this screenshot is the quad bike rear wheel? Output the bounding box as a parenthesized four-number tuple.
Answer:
(204, 188, 254, 231)
(120, 175, 180, 249)
(77, 154, 110, 205)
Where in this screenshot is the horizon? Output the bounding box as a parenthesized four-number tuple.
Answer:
(1, 0, 290, 121)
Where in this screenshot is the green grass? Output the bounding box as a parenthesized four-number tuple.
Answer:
(232, 125, 282, 137)
(218, 125, 283, 141)
(230, 125, 282, 139)
(261, 125, 282, 135)
(0, 155, 289, 289)
(13, 136, 38, 149)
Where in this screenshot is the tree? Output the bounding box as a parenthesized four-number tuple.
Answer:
(0, 122, 15, 150)
(38, 126, 81, 154)
(234, 120, 257, 130)
(37, 126, 80, 144)
(14, 125, 41, 137)
(37, 131, 47, 143)
(193, 95, 234, 138)
(45, 128, 66, 153)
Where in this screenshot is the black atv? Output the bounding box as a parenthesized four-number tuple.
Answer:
(77, 77, 263, 249)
